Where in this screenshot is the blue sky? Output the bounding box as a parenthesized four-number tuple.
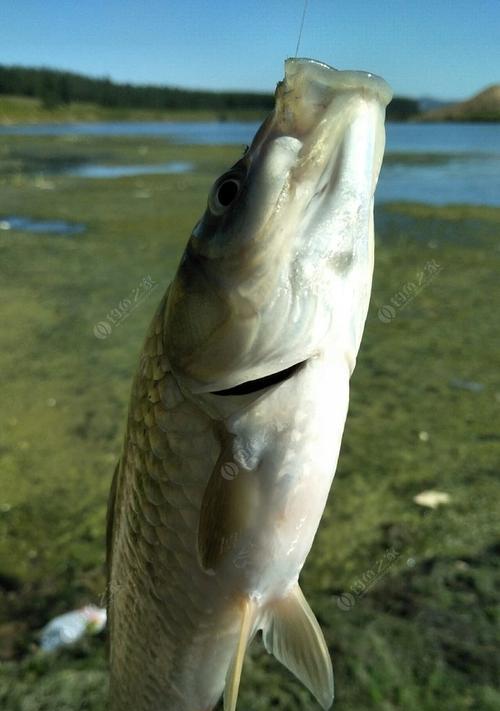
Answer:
(1, 0, 499, 99)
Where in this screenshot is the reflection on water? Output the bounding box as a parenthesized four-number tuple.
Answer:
(0, 216, 86, 235)
(1, 121, 499, 205)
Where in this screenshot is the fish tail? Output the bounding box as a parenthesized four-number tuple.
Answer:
(223, 586, 333, 711)
(262, 584, 334, 710)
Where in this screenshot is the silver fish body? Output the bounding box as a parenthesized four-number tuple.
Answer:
(107, 58, 391, 711)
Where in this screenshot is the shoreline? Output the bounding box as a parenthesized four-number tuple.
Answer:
(2, 97, 499, 126)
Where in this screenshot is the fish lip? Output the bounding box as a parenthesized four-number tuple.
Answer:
(284, 57, 393, 107)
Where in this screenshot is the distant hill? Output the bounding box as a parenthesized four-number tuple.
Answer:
(418, 85, 500, 122)
(0, 64, 419, 123)
(417, 97, 455, 113)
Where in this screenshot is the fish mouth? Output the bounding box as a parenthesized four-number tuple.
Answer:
(272, 57, 392, 194)
(284, 57, 392, 108)
(276, 58, 392, 137)
(210, 360, 306, 396)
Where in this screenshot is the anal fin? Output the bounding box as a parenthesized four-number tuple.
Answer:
(262, 584, 334, 710)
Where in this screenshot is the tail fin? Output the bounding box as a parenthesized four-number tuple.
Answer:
(262, 584, 334, 709)
(224, 598, 257, 711)
(223, 585, 333, 711)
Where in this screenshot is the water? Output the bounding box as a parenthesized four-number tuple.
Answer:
(386, 123, 500, 154)
(0, 120, 257, 144)
(378, 152, 500, 206)
(68, 160, 193, 179)
(1, 119, 498, 153)
(0, 216, 86, 235)
(1, 121, 499, 205)
(380, 123, 500, 206)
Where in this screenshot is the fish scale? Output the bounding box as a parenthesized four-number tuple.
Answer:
(108, 305, 241, 711)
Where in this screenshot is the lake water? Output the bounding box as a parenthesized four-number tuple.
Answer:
(1, 121, 499, 206)
(0, 216, 85, 236)
(69, 160, 193, 179)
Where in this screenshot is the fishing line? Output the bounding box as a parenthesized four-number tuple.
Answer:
(295, 0, 309, 57)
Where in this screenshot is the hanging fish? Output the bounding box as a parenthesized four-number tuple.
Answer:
(107, 57, 392, 711)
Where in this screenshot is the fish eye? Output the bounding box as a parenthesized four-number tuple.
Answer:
(217, 179, 239, 207)
(209, 173, 243, 214)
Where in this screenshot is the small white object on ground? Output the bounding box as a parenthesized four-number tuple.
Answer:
(449, 378, 484, 393)
(413, 490, 451, 509)
(39, 605, 106, 652)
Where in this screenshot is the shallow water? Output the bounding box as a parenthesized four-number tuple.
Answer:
(378, 153, 500, 206)
(0, 216, 86, 235)
(67, 160, 193, 179)
(1, 121, 499, 205)
(0, 120, 257, 144)
(1, 119, 499, 153)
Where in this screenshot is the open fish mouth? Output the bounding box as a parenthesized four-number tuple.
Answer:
(288, 58, 392, 102)
(248, 58, 392, 163)
(272, 58, 392, 221)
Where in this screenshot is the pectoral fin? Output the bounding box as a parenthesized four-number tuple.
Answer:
(262, 584, 334, 710)
(198, 430, 255, 571)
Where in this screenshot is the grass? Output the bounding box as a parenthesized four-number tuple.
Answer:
(0, 134, 499, 710)
(0, 94, 266, 125)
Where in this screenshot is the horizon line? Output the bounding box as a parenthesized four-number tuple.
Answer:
(0, 60, 480, 103)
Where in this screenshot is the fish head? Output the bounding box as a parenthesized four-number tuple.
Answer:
(164, 58, 392, 396)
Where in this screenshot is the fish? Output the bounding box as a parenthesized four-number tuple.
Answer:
(107, 57, 392, 711)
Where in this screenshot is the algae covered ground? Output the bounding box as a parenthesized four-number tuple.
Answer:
(0, 134, 499, 710)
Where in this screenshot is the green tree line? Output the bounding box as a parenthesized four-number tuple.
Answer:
(0, 64, 419, 119)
